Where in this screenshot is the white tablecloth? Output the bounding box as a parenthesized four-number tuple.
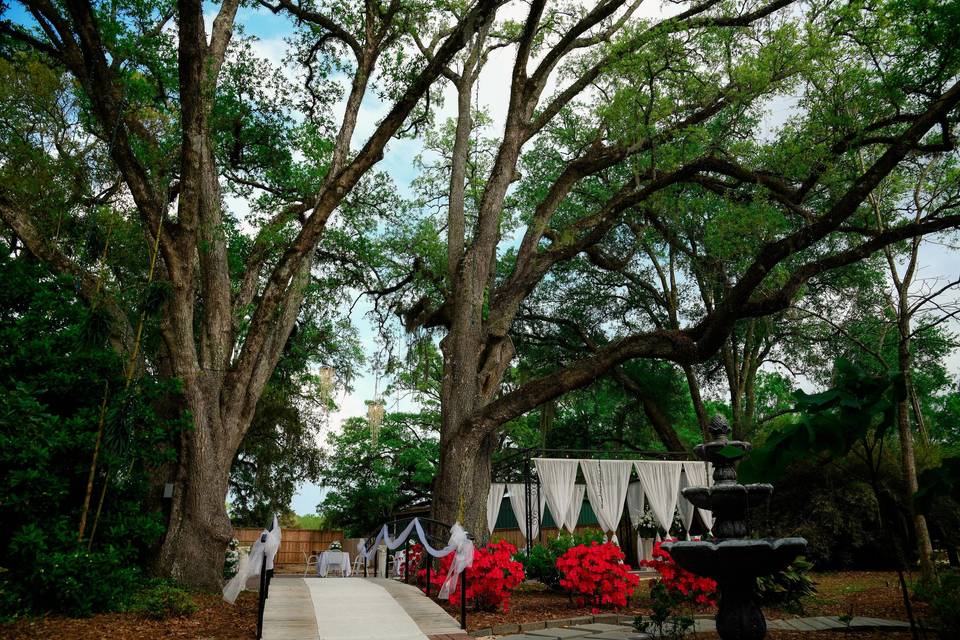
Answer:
(317, 550, 351, 577)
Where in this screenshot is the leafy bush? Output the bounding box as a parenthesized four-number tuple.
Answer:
(557, 541, 640, 610)
(129, 580, 198, 619)
(915, 571, 960, 639)
(224, 539, 240, 579)
(0, 253, 185, 619)
(757, 556, 817, 614)
(634, 581, 695, 640)
(5, 548, 142, 618)
(516, 529, 604, 590)
(423, 540, 525, 611)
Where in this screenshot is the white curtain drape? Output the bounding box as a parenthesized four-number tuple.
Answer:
(534, 458, 579, 533)
(682, 461, 712, 533)
(565, 484, 586, 533)
(626, 481, 646, 528)
(507, 483, 546, 539)
(486, 483, 506, 534)
(634, 461, 683, 534)
(677, 469, 696, 538)
(580, 459, 633, 543)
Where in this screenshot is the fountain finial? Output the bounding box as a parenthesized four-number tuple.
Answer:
(708, 414, 731, 440)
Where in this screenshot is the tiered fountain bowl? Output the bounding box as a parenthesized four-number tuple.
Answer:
(663, 415, 806, 640)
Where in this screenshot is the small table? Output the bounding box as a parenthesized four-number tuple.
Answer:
(317, 550, 351, 577)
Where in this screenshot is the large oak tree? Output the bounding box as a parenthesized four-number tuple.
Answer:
(1, 0, 501, 586)
(365, 0, 960, 540)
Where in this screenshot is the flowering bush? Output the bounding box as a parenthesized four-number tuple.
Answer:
(397, 543, 423, 579)
(556, 541, 640, 610)
(639, 540, 717, 606)
(420, 540, 525, 611)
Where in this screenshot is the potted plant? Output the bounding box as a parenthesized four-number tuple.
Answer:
(635, 510, 659, 562)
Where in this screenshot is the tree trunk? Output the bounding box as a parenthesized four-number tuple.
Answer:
(682, 364, 710, 440)
(153, 409, 234, 586)
(896, 316, 936, 584)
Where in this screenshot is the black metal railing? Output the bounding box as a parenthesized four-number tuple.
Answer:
(255, 531, 274, 640)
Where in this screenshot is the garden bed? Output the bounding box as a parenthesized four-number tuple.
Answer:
(1, 591, 258, 640)
(426, 571, 928, 633)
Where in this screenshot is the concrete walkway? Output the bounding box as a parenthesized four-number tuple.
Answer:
(262, 577, 466, 640)
(485, 616, 912, 639)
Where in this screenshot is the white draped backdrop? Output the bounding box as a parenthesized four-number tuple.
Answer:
(490, 458, 713, 541)
(506, 482, 547, 539)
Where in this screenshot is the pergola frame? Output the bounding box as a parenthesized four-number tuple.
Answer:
(491, 447, 694, 556)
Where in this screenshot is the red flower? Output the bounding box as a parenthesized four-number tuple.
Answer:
(555, 542, 640, 610)
(638, 540, 717, 607)
(417, 540, 524, 612)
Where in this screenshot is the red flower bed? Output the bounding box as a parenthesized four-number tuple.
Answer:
(639, 540, 717, 606)
(556, 541, 640, 611)
(420, 540, 525, 611)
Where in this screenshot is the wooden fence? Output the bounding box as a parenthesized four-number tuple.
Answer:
(234, 527, 360, 566)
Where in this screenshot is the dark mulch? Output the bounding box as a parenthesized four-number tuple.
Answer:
(432, 571, 931, 633)
(1, 591, 258, 639)
(698, 633, 914, 640)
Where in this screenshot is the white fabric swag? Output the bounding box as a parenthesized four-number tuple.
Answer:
(486, 483, 506, 533)
(682, 461, 713, 533)
(507, 483, 546, 539)
(580, 460, 633, 543)
(534, 458, 580, 534)
(634, 461, 684, 534)
(626, 481, 646, 528)
(222, 515, 281, 604)
(565, 484, 587, 533)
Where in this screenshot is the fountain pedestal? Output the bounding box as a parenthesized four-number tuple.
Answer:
(663, 416, 806, 640)
(717, 576, 765, 640)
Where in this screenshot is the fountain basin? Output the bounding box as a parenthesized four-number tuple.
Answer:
(695, 439, 752, 465)
(663, 537, 807, 581)
(682, 483, 773, 512)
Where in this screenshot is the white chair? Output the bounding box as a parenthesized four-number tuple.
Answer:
(303, 550, 319, 576)
(352, 553, 367, 575)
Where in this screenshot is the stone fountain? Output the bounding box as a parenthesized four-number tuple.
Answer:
(663, 415, 807, 640)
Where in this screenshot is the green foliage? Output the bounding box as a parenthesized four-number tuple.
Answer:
(128, 580, 198, 620)
(914, 570, 960, 639)
(740, 359, 902, 484)
(224, 539, 240, 580)
(14, 548, 142, 619)
(515, 529, 605, 590)
(293, 514, 327, 530)
(756, 557, 817, 614)
(319, 414, 438, 536)
(633, 581, 695, 640)
(0, 251, 182, 618)
(916, 458, 960, 515)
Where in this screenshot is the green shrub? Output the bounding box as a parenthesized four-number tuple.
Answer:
(129, 580, 198, 619)
(634, 581, 695, 640)
(915, 571, 960, 639)
(8, 548, 142, 618)
(0, 253, 184, 620)
(756, 556, 817, 614)
(516, 529, 604, 590)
